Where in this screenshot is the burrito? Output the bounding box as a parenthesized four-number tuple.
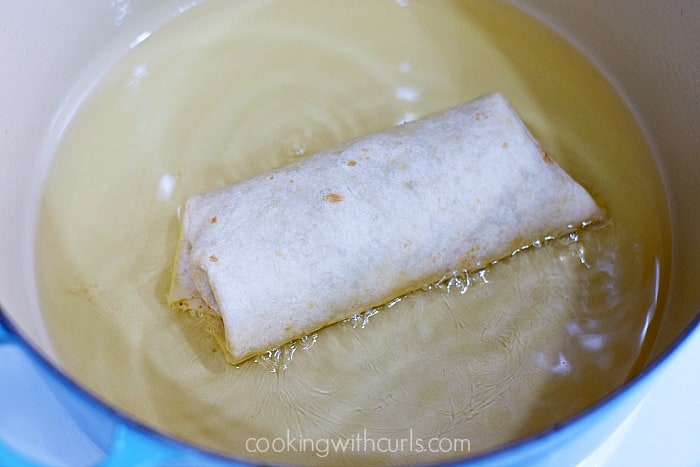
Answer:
(168, 93, 603, 364)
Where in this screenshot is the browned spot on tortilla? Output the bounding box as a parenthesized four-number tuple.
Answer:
(462, 252, 476, 265)
(454, 135, 461, 142)
(396, 140, 403, 145)
(403, 241, 410, 249)
(361, 147, 369, 153)
(210, 216, 217, 224)
(307, 301, 316, 310)
(323, 192, 344, 203)
(284, 324, 292, 332)
(502, 141, 509, 149)
(542, 150, 554, 164)
(460, 243, 484, 266)
(209, 254, 219, 263)
(347, 159, 357, 166)
(269, 175, 274, 180)
(474, 112, 487, 121)
(289, 179, 294, 183)
(476, 197, 481, 204)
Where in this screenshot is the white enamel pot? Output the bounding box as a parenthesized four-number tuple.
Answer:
(0, 1, 698, 465)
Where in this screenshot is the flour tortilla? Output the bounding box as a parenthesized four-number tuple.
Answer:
(168, 93, 603, 364)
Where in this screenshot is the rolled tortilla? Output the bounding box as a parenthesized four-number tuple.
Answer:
(168, 93, 603, 364)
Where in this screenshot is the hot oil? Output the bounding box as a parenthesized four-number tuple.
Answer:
(36, 0, 669, 464)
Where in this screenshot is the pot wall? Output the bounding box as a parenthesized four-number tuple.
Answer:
(508, 0, 700, 361)
(0, 0, 698, 464)
(0, 0, 195, 355)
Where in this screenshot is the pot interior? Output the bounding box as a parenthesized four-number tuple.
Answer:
(1, 0, 698, 464)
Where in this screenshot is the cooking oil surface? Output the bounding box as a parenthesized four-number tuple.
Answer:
(36, 0, 669, 464)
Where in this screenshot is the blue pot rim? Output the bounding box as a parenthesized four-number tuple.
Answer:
(1, 300, 698, 465)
